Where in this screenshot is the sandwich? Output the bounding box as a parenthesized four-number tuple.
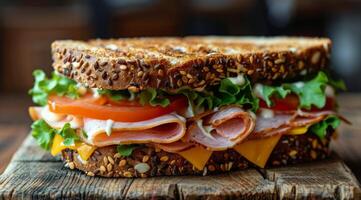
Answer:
(28, 37, 347, 178)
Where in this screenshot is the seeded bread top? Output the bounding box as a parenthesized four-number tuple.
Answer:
(51, 36, 331, 91)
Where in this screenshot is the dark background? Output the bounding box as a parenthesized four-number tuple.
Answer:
(0, 0, 361, 94)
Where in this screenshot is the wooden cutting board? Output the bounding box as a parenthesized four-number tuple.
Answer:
(0, 135, 360, 200)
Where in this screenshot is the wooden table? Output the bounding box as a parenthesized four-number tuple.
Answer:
(0, 93, 361, 199)
(0, 94, 31, 173)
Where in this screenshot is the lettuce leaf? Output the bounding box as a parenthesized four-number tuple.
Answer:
(29, 69, 258, 111)
(116, 144, 138, 157)
(31, 120, 80, 150)
(58, 123, 80, 146)
(198, 78, 255, 110)
(257, 84, 290, 107)
(97, 89, 131, 101)
(176, 88, 214, 112)
(215, 77, 259, 111)
(29, 69, 79, 106)
(310, 115, 341, 139)
(139, 89, 170, 107)
(175, 76, 259, 112)
(284, 72, 328, 109)
(31, 119, 56, 151)
(256, 71, 346, 110)
(98, 88, 171, 107)
(96, 74, 258, 111)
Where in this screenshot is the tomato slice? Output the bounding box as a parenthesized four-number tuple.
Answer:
(259, 94, 335, 111)
(48, 95, 188, 122)
(259, 94, 299, 110)
(107, 98, 143, 107)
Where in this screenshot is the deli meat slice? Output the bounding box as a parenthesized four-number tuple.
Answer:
(29, 106, 83, 129)
(154, 141, 194, 153)
(29, 106, 187, 147)
(185, 106, 255, 150)
(82, 114, 186, 146)
(292, 109, 351, 125)
(250, 109, 341, 139)
(253, 111, 295, 134)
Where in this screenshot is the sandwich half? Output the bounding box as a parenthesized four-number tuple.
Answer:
(28, 37, 347, 177)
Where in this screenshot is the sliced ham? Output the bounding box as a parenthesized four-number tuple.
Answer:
(253, 111, 295, 134)
(185, 106, 255, 151)
(29, 105, 344, 151)
(250, 126, 293, 140)
(29, 106, 83, 129)
(29, 106, 187, 147)
(186, 122, 236, 150)
(290, 116, 325, 127)
(154, 141, 194, 153)
(250, 109, 342, 139)
(290, 110, 338, 127)
(84, 114, 186, 146)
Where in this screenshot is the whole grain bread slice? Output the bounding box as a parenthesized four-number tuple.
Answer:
(51, 36, 331, 91)
(61, 133, 331, 178)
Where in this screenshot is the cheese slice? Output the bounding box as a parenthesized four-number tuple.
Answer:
(51, 134, 77, 156)
(288, 126, 308, 135)
(234, 135, 281, 168)
(50, 134, 96, 161)
(178, 146, 213, 170)
(77, 143, 97, 161)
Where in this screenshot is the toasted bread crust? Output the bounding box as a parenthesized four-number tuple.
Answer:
(52, 37, 331, 90)
(61, 133, 331, 178)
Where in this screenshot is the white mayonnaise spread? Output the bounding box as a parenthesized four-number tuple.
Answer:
(293, 82, 305, 88)
(184, 103, 195, 118)
(259, 108, 274, 119)
(253, 83, 264, 100)
(92, 88, 101, 98)
(69, 116, 84, 129)
(325, 85, 335, 97)
(105, 119, 114, 136)
(228, 74, 245, 86)
(183, 102, 206, 118)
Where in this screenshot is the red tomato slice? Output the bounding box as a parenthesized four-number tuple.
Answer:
(316, 97, 335, 111)
(259, 94, 299, 110)
(80, 94, 108, 105)
(48, 95, 188, 122)
(259, 94, 335, 111)
(107, 98, 143, 107)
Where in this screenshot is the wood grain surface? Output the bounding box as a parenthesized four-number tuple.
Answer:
(0, 94, 31, 173)
(0, 94, 361, 199)
(0, 135, 360, 199)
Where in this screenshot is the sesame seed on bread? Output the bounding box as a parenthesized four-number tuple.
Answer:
(51, 36, 331, 91)
(61, 133, 331, 178)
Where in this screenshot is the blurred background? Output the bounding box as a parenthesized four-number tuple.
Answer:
(0, 0, 361, 174)
(1, 0, 361, 95)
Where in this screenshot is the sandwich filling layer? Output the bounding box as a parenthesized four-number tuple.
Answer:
(29, 70, 346, 169)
